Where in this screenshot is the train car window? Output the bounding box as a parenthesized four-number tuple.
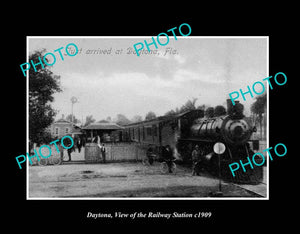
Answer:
(146, 126, 152, 136)
(138, 128, 141, 142)
(142, 126, 145, 140)
(152, 124, 157, 136)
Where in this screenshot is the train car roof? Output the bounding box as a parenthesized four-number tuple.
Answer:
(124, 109, 203, 127)
(82, 122, 124, 130)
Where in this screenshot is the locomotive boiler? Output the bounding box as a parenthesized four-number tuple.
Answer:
(190, 106, 255, 146)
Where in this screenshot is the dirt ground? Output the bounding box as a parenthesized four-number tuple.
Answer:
(28, 159, 261, 198)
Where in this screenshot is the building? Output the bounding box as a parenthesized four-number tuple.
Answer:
(82, 122, 124, 142)
(50, 116, 82, 139)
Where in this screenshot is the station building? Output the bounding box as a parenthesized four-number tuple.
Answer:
(50, 116, 82, 139)
(82, 122, 124, 143)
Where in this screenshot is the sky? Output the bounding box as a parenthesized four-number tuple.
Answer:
(28, 36, 268, 123)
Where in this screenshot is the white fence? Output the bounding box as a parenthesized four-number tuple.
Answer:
(29, 143, 147, 165)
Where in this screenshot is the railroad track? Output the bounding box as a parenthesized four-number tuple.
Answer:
(233, 182, 267, 197)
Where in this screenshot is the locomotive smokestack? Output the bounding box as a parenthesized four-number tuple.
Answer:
(226, 99, 238, 115)
(227, 99, 244, 119)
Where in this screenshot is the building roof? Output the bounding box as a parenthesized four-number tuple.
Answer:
(82, 122, 124, 130)
(54, 118, 72, 124)
(125, 109, 204, 127)
(53, 118, 82, 129)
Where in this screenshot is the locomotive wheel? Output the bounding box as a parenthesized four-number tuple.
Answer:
(160, 162, 168, 173)
(170, 162, 176, 174)
(160, 162, 176, 174)
(142, 158, 150, 166)
(38, 158, 48, 166)
(52, 157, 61, 165)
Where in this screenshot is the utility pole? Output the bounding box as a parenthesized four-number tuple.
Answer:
(70, 96, 78, 124)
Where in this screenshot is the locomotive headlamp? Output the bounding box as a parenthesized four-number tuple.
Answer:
(233, 126, 243, 137)
(223, 118, 252, 144)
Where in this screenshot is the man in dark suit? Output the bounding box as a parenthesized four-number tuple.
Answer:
(101, 144, 106, 163)
(65, 137, 73, 161)
(162, 145, 175, 173)
(77, 137, 82, 153)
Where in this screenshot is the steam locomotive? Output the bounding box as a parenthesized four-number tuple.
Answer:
(179, 99, 262, 183)
(122, 99, 262, 184)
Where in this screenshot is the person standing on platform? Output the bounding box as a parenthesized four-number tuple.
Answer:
(64, 136, 73, 161)
(55, 138, 64, 162)
(162, 145, 175, 173)
(77, 137, 82, 153)
(101, 143, 106, 163)
(191, 145, 202, 176)
(146, 145, 155, 165)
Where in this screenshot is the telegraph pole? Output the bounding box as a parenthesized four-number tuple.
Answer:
(70, 96, 78, 124)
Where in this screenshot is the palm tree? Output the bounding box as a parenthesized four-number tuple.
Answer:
(251, 93, 267, 139)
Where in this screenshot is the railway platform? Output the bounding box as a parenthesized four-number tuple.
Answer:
(234, 166, 267, 197)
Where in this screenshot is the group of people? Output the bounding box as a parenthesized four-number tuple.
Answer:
(48, 135, 206, 173)
(62, 136, 107, 163)
(62, 136, 84, 162)
(146, 145, 175, 173)
(146, 144, 205, 175)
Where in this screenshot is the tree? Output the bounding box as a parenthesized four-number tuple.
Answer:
(131, 115, 143, 123)
(164, 109, 177, 116)
(197, 104, 206, 111)
(29, 49, 62, 144)
(251, 93, 267, 138)
(84, 115, 96, 127)
(106, 116, 112, 122)
(145, 111, 156, 121)
(164, 98, 199, 117)
(214, 105, 226, 116)
(115, 114, 131, 125)
(98, 119, 110, 123)
(66, 114, 81, 124)
(205, 107, 214, 118)
(179, 98, 197, 113)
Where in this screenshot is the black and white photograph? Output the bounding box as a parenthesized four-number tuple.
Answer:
(27, 36, 268, 199)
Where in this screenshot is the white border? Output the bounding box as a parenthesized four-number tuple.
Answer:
(26, 36, 269, 200)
